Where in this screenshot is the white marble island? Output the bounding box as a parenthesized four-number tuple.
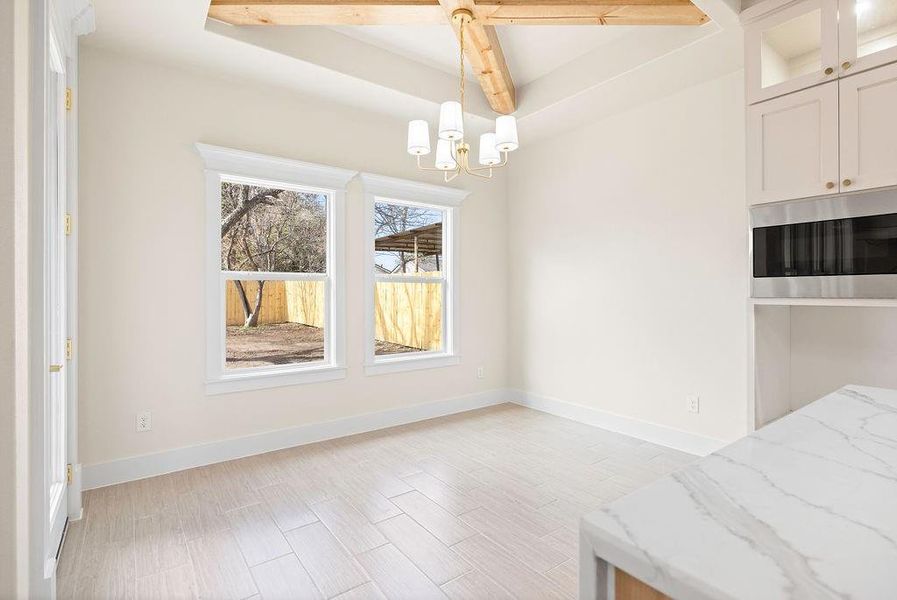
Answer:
(580, 385, 897, 600)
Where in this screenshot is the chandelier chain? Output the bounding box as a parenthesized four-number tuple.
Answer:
(459, 22, 465, 116)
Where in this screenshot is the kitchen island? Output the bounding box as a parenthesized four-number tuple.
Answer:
(580, 385, 897, 600)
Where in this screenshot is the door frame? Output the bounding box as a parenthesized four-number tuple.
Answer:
(28, 0, 93, 595)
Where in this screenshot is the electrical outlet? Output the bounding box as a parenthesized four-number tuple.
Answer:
(687, 395, 700, 414)
(476, 366, 485, 379)
(136, 410, 152, 432)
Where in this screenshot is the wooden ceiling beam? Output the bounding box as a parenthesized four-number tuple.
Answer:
(208, 0, 707, 27)
(437, 0, 516, 114)
(208, 0, 446, 25)
(474, 1, 709, 25)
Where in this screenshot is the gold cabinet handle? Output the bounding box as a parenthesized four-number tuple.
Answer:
(49, 364, 63, 373)
(843, 178, 852, 187)
(825, 181, 835, 189)
(824, 66, 834, 75)
(842, 61, 851, 70)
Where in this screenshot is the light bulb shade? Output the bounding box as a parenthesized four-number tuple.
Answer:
(435, 139, 458, 171)
(407, 120, 431, 156)
(438, 101, 464, 141)
(495, 115, 519, 152)
(479, 133, 500, 166)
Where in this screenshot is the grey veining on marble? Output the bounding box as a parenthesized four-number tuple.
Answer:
(580, 385, 897, 600)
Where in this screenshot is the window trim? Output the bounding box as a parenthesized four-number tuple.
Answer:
(360, 173, 469, 376)
(197, 143, 356, 394)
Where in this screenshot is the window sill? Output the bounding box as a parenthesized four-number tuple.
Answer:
(206, 364, 346, 395)
(364, 353, 460, 376)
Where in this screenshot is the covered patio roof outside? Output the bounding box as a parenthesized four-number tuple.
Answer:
(374, 222, 442, 256)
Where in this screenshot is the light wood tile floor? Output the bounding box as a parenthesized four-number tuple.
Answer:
(58, 404, 696, 600)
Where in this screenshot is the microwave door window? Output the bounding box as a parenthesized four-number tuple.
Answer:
(754, 212, 897, 277)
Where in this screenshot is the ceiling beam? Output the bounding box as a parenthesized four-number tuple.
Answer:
(437, 0, 516, 114)
(208, 0, 446, 25)
(475, 1, 709, 25)
(208, 0, 708, 27)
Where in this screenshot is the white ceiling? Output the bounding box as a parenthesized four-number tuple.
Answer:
(329, 25, 634, 86)
(82, 0, 743, 142)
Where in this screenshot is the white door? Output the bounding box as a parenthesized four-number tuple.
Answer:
(745, 0, 839, 104)
(44, 33, 68, 576)
(838, 0, 897, 76)
(747, 80, 840, 204)
(839, 61, 897, 192)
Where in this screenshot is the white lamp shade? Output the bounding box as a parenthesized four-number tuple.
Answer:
(435, 139, 458, 170)
(407, 120, 431, 156)
(479, 133, 501, 166)
(495, 115, 519, 152)
(438, 101, 464, 141)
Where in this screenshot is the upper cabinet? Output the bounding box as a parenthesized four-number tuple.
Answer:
(839, 61, 897, 192)
(839, 0, 897, 75)
(747, 81, 840, 204)
(745, 0, 897, 104)
(745, 0, 839, 104)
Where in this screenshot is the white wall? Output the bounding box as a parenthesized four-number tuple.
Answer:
(508, 71, 749, 444)
(77, 47, 508, 469)
(1, 0, 30, 596)
(791, 306, 897, 407)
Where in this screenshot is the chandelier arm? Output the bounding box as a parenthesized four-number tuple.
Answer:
(462, 163, 494, 179)
(415, 154, 450, 172)
(464, 151, 509, 173)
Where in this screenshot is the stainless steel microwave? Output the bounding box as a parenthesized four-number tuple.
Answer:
(750, 190, 897, 299)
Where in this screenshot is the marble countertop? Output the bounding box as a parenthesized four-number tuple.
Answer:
(580, 385, 897, 600)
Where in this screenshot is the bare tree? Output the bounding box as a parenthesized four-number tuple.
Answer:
(221, 182, 327, 328)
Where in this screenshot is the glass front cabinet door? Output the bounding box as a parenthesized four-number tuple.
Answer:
(839, 0, 897, 75)
(746, 0, 840, 103)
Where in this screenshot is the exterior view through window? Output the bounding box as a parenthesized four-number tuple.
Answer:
(221, 180, 329, 369)
(373, 200, 445, 356)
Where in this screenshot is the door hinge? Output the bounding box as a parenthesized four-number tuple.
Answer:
(65, 338, 73, 361)
(64, 214, 72, 236)
(66, 464, 73, 485)
(65, 88, 72, 111)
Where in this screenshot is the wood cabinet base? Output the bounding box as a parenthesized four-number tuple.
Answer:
(616, 568, 670, 600)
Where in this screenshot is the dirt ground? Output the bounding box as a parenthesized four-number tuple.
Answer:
(226, 322, 416, 369)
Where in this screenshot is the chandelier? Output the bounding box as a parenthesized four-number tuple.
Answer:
(405, 9, 519, 181)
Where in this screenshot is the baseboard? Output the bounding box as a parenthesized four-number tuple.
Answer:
(82, 389, 508, 490)
(509, 389, 728, 456)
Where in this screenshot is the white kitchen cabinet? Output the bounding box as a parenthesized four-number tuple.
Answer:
(839, 61, 897, 192)
(838, 0, 897, 76)
(745, 0, 839, 104)
(747, 81, 840, 204)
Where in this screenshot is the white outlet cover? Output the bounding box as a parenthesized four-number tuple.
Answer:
(476, 367, 485, 379)
(136, 410, 152, 432)
(687, 395, 700, 414)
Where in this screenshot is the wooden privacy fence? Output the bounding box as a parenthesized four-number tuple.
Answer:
(225, 280, 325, 328)
(225, 278, 442, 351)
(374, 280, 442, 351)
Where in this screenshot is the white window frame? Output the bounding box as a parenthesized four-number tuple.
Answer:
(360, 173, 469, 376)
(196, 143, 356, 394)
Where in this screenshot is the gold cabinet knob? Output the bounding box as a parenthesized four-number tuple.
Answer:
(49, 364, 63, 373)
(842, 61, 851, 70)
(843, 178, 852, 187)
(824, 66, 834, 75)
(825, 181, 835, 189)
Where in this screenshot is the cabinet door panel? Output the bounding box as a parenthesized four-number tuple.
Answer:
(747, 81, 840, 205)
(745, 0, 839, 104)
(840, 62, 897, 192)
(838, 0, 897, 76)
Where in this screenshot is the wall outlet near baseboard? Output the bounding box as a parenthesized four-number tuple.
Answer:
(687, 395, 700, 414)
(476, 366, 485, 379)
(136, 411, 152, 432)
